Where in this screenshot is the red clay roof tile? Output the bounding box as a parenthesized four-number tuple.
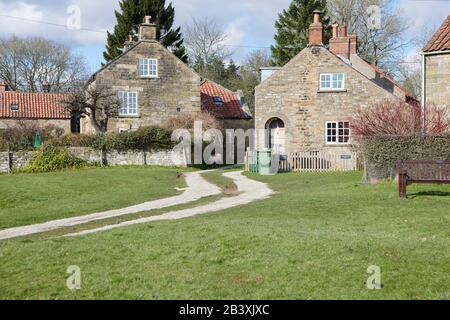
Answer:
(423, 15, 450, 52)
(200, 79, 250, 120)
(0, 91, 70, 119)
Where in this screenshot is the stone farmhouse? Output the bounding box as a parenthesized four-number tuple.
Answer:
(84, 16, 251, 134)
(422, 14, 450, 107)
(255, 11, 417, 157)
(0, 83, 74, 133)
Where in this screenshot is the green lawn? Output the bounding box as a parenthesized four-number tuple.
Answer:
(0, 167, 187, 229)
(1, 169, 450, 299)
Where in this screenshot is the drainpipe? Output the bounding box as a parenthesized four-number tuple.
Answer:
(421, 52, 426, 133)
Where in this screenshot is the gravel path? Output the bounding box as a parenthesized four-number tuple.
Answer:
(65, 171, 274, 237)
(0, 172, 221, 240)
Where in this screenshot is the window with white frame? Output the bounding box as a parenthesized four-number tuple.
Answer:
(320, 73, 345, 91)
(139, 58, 158, 77)
(326, 121, 350, 144)
(118, 91, 138, 116)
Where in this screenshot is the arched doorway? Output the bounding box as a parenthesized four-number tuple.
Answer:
(265, 118, 286, 154)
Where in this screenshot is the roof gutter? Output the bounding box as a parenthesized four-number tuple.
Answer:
(422, 50, 450, 56)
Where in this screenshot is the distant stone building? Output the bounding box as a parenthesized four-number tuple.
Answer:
(422, 14, 450, 107)
(84, 16, 251, 134)
(0, 84, 72, 132)
(201, 79, 252, 130)
(255, 11, 416, 156)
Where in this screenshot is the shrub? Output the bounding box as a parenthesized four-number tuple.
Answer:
(0, 135, 7, 151)
(352, 100, 449, 138)
(163, 111, 223, 133)
(48, 134, 91, 148)
(84, 134, 109, 150)
(24, 145, 92, 173)
(85, 126, 173, 151)
(361, 135, 450, 181)
(0, 120, 65, 151)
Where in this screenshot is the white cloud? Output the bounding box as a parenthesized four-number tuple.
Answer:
(0, 0, 116, 46)
(0, 0, 448, 69)
(397, 0, 450, 32)
(0, 2, 44, 35)
(223, 18, 247, 47)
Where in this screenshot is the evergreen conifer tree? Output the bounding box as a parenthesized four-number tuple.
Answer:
(104, 0, 187, 63)
(271, 0, 330, 66)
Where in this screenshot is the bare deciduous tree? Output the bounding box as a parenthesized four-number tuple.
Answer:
(184, 17, 232, 73)
(63, 86, 120, 133)
(327, 0, 410, 68)
(241, 50, 272, 78)
(0, 36, 88, 92)
(395, 25, 438, 99)
(236, 50, 272, 113)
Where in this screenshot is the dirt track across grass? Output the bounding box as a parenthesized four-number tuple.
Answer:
(65, 171, 274, 237)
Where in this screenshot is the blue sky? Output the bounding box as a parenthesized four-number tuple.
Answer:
(0, 0, 449, 73)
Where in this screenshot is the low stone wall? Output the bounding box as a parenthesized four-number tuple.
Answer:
(0, 148, 187, 173)
(0, 152, 9, 173)
(0, 151, 34, 173)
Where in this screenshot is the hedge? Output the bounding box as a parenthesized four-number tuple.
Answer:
(48, 126, 174, 152)
(85, 126, 174, 151)
(360, 135, 450, 181)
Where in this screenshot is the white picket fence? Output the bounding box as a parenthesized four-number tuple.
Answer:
(246, 149, 363, 173)
(287, 151, 362, 172)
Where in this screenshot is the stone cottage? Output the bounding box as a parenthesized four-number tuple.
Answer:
(255, 11, 416, 157)
(84, 16, 251, 134)
(0, 83, 73, 133)
(422, 14, 450, 107)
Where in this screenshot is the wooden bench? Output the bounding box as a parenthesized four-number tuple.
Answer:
(398, 160, 450, 198)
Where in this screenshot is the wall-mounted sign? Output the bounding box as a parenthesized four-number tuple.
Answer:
(341, 155, 352, 160)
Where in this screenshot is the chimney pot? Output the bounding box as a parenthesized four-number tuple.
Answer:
(341, 24, 347, 38)
(313, 10, 321, 23)
(144, 16, 152, 24)
(332, 23, 339, 39)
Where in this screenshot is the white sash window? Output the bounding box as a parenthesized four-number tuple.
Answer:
(118, 91, 138, 116)
(320, 73, 345, 90)
(139, 58, 158, 78)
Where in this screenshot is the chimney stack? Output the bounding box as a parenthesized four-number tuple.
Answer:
(349, 34, 358, 55)
(139, 16, 157, 41)
(329, 23, 357, 59)
(309, 10, 324, 46)
(0, 83, 8, 92)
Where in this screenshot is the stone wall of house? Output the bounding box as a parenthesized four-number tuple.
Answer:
(255, 46, 401, 154)
(425, 53, 450, 107)
(82, 40, 201, 134)
(0, 148, 187, 173)
(0, 119, 71, 133)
